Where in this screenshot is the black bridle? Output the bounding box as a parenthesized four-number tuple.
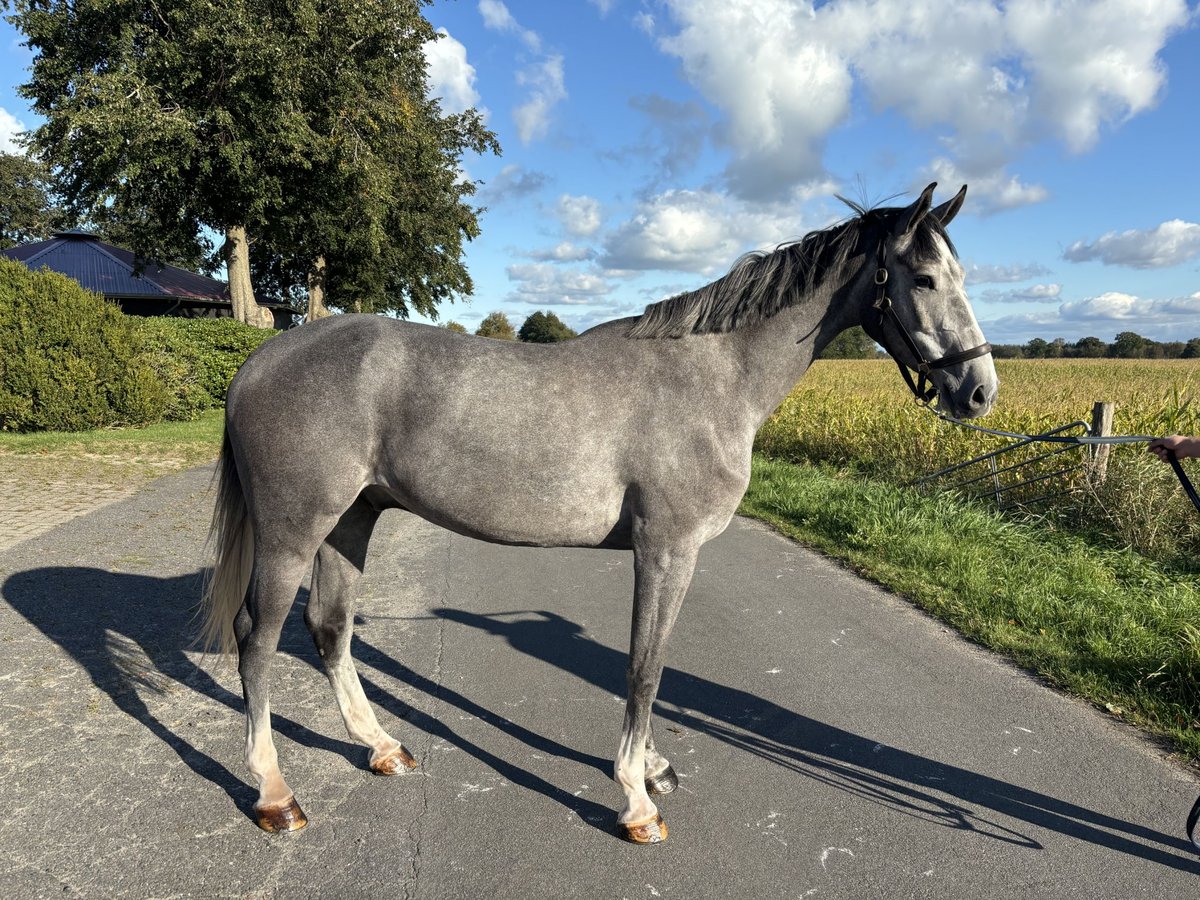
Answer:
(867, 241, 992, 404)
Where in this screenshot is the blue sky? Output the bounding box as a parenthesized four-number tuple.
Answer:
(3, 1, 1199, 344)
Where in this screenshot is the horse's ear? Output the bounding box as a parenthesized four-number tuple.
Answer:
(897, 182, 937, 237)
(931, 184, 967, 227)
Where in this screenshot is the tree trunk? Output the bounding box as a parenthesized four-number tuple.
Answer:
(306, 254, 331, 322)
(223, 225, 273, 328)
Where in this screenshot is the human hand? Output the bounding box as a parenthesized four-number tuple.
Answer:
(1148, 435, 1200, 462)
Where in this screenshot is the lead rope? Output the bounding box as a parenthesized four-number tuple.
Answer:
(929, 405, 1200, 849)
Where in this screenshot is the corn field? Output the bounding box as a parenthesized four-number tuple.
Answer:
(757, 359, 1200, 563)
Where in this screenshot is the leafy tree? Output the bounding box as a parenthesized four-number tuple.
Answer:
(1160, 341, 1185, 359)
(10, 1, 280, 324)
(820, 325, 877, 359)
(476, 311, 516, 340)
(1110, 331, 1149, 359)
(443, 321, 468, 334)
(8, 1, 497, 327)
(990, 344, 1024, 359)
(1023, 337, 1050, 359)
(1183, 338, 1200, 359)
(0, 151, 71, 248)
(1073, 336, 1106, 358)
(518, 310, 577, 343)
(249, 2, 498, 320)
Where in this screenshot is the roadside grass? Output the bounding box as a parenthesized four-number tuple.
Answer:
(0, 408, 224, 471)
(740, 453, 1200, 762)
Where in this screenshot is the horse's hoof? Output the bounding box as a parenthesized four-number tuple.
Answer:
(256, 796, 308, 833)
(370, 746, 419, 775)
(645, 764, 679, 795)
(618, 813, 668, 844)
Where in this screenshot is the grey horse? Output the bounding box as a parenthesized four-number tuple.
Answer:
(201, 183, 997, 843)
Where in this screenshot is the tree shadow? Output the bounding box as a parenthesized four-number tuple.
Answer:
(423, 607, 1200, 873)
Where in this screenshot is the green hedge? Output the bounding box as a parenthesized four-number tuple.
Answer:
(135, 317, 277, 420)
(0, 259, 170, 431)
(0, 258, 278, 432)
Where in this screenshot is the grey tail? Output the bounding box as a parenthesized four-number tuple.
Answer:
(198, 430, 253, 657)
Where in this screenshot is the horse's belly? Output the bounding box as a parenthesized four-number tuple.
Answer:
(382, 480, 629, 549)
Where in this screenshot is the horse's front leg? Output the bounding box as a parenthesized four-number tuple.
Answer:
(615, 536, 699, 844)
(644, 723, 679, 795)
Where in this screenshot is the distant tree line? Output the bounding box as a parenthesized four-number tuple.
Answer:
(443, 310, 578, 343)
(991, 333, 1200, 360)
(816, 327, 1200, 361)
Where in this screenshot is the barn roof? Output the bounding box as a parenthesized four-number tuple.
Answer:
(1, 230, 230, 303)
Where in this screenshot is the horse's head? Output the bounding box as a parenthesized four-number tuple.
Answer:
(859, 183, 998, 420)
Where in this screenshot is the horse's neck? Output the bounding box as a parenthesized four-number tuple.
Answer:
(729, 273, 862, 427)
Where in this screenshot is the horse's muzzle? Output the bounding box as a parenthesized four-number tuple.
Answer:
(938, 359, 998, 420)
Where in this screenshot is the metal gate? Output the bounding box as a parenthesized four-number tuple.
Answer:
(911, 403, 1117, 513)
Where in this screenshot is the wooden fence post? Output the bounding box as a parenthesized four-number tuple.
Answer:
(1090, 401, 1114, 484)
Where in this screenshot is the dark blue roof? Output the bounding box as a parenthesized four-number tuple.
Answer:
(1, 232, 230, 302)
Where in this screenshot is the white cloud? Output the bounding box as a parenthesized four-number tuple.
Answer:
(481, 164, 548, 203)
(1005, 0, 1187, 152)
(479, 0, 541, 51)
(589, 0, 617, 15)
(965, 261, 1053, 285)
(525, 242, 596, 263)
(556, 194, 603, 238)
(1063, 220, 1200, 269)
(633, 12, 655, 35)
(0, 107, 26, 154)
(627, 94, 711, 188)
(927, 158, 1048, 215)
(658, 1, 851, 200)
(981, 290, 1200, 342)
(514, 54, 566, 143)
(1059, 291, 1200, 322)
(980, 283, 1062, 304)
(424, 29, 483, 114)
(479, 2, 565, 143)
(506, 263, 614, 305)
(602, 189, 810, 275)
(656, 0, 1189, 199)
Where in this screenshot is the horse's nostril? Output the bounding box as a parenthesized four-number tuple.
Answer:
(971, 385, 987, 408)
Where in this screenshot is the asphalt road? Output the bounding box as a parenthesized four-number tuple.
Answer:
(1, 464, 1198, 899)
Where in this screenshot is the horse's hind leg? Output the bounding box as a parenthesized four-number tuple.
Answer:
(305, 498, 418, 775)
(235, 546, 314, 832)
(614, 535, 699, 844)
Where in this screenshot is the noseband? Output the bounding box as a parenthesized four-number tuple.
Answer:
(869, 241, 992, 404)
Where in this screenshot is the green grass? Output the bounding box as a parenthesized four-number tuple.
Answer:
(0, 408, 224, 467)
(740, 453, 1200, 761)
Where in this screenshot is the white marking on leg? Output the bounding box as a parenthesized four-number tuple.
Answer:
(245, 700, 291, 807)
(615, 731, 658, 825)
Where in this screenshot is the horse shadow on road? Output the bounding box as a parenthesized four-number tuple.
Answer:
(417, 606, 1200, 873)
(0, 565, 617, 833)
(0, 565, 360, 826)
(3, 565, 1197, 868)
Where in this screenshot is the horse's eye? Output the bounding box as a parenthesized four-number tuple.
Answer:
(914, 274, 935, 290)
